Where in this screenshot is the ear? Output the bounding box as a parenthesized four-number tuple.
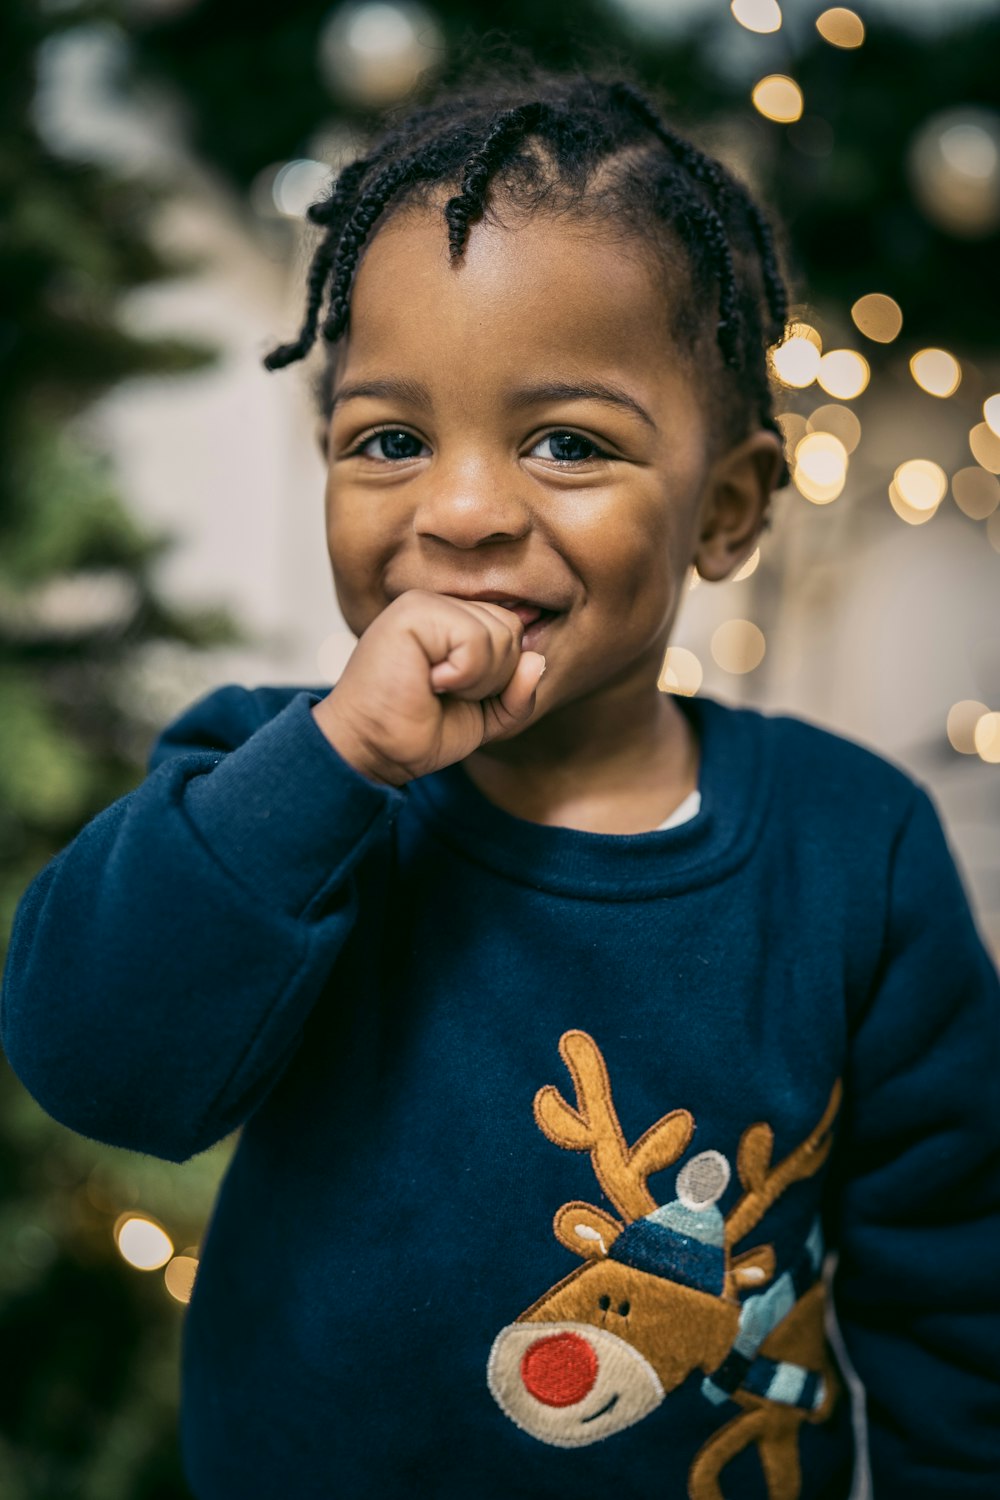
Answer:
(729, 1243, 776, 1290)
(552, 1202, 623, 1261)
(693, 430, 785, 583)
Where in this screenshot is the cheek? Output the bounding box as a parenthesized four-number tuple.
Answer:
(322, 496, 395, 638)
(567, 484, 692, 594)
(325, 484, 387, 578)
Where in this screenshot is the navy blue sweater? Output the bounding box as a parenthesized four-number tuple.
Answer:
(3, 685, 999, 1499)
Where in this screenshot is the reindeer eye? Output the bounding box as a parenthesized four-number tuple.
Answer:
(618, 1300, 631, 1317)
(598, 1294, 611, 1311)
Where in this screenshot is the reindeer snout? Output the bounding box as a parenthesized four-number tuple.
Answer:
(487, 1321, 665, 1448)
(520, 1331, 598, 1407)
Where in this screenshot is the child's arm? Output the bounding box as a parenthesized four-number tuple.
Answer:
(1, 592, 544, 1165)
(826, 784, 1000, 1495)
(0, 684, 399, 1163)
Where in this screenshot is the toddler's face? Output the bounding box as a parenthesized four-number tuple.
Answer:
(320, 203, 742, 720)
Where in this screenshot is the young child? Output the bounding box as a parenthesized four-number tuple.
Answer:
(3, 66, 999, 1500)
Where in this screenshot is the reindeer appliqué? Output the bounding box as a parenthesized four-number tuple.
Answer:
(487, 1031, 842, 1500)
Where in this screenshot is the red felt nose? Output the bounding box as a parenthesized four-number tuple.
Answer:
(520, 1331, 598, 1408)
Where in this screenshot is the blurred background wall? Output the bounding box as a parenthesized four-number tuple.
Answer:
(1, 1, 998, 1495)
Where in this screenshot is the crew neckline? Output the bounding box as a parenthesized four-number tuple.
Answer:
(656, 787, 701, 831)
(405, 692, 773, 900)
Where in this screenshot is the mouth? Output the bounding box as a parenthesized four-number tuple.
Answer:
(580, 1394, 620, 1424)
(435, 593, 564, 650)
(516, 606, 561, 651)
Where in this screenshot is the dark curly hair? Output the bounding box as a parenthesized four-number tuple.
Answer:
(264, 64, 791, 485)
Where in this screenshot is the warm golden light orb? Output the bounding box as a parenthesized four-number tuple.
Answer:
(793, 430, 847, 504)
(850, 293, 902, 343)
(658, 646, 703, 696)
(888, 481, 938, 525)
(807, 403, 861, 453)
(771, 334, 821, 388)
(816, 7, 865, 48)
(752, 75, 804, 125)
(909, 348, 961, 397)
(165, 1255, 199, 1304)
(969, 422, 1000, 473)
(115, 1214, 174, 1271)
(711, 620, 766, 674)
(894, 459, 948, 512)
(947, 700, 990, 755)
(731, 0, 782, 33)
(984, 394, 1000, 437)
(817, 349, 869, 399)
(974, 712, 1000, 764)
(796, 432, 848, 485)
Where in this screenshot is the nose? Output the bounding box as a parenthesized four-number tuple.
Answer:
(412, 459, 531, 549)
(519, 1331, 598, 1408)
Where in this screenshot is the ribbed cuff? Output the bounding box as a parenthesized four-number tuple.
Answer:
(183, 690, 402, 917)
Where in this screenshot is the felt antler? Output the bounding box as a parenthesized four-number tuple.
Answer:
(725, 1080, 842, 1250)
(534, 1030, 695, 1223)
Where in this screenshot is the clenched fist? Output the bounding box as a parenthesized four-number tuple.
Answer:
(311, 590, 547, 786)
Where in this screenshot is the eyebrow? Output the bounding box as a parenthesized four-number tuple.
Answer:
(509, 381, 657, 431)
(329, 376, 657, 430)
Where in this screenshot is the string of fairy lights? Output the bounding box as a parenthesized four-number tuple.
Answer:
(656, 2, 1000, 769)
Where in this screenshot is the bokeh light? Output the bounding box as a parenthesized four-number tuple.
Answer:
(731, 0, 781, 34)
(969, 422, 1000, 473)
(909, 348, 962, 397)
(816, 7, 864, 48)
(711, 620, 766, 674)
(974, 713, 1000, 764)
(164, 1254, 199, 1304)
(894, 459, 947, 512)
(850, 293, 902, 343)
(908, 107, 1000, 239)
(771, 325, 822, 388)
(659, 646, 703, 696)
(318, 1, 444, 106)
(984, 394, 1000, 437)
(271, 159, 331, 218)
(115, 1214, 173, 1271)
(816, 349, 869, 399)
(947, 700, 990, 754)
(806, 403, 861, 453)
(752, 75, 804, 125)
(732, 547, 761, 581)
(952, 467, 1000, 520)
(794, 431, 848, 505)
(888, 481, 938, 526)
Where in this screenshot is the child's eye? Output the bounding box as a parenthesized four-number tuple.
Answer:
(530, 431, 608, 463)
(355, 429, 428, 462)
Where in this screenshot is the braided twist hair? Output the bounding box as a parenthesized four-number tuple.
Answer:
(265, 68, 792, 485)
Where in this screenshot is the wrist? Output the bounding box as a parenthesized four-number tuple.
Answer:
(311, 698, 411, 788)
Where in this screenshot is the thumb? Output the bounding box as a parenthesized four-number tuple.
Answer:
(495, 652, 546, 723)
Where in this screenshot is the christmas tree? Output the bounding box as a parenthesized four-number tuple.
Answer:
(1, 4, 241, 1495)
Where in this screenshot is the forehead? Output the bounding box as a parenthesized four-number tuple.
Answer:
(332, 203, 704, 420)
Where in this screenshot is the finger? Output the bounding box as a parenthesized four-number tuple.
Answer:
(486, 652, 546, 734)
(426, 606, 522, 700)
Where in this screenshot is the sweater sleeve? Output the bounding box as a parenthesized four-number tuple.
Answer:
(0, 685, 402, 1163)
(826, 784, 1000, 1495)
